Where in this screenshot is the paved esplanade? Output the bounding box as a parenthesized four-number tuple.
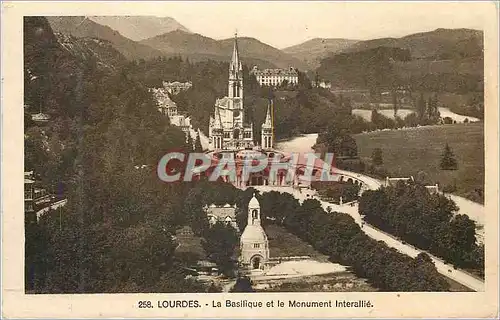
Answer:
(266, 133, 485, 292)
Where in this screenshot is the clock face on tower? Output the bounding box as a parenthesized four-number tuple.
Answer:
(233, 110, 240, 118)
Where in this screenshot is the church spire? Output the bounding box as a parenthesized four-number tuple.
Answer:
(261, 101, 273, 149)
(263, 103, 272, 128)
(213, 106, 222, 129)
(230, 31, 242, 73)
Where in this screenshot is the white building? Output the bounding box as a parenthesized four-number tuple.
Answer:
(313, 81, 331, 89)
(251, 66, 299, 87)
(162, 81, 192, 95)
(205, 203, 239, 231)
(150, 84, 192, 141)
(239, 195, 270, 272)
(384, 176, 415, 187)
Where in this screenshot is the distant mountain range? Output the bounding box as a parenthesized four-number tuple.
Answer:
(46, 16, 163, 60)
(45, 15, 484, 91)
(89, 16, 190, 41)
(140, 30, 306, 69)
(315, 28, 483, 93)
(343, 28, 483, 60)
(46, 17, 304, 69)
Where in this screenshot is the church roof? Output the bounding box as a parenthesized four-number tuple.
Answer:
(241, 224, 268, 242)
(230, 32, 242, 72)
(262, 103, 272, 129)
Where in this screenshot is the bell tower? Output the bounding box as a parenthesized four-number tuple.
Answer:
(261, 101, 273, 149)
(212, 106, 223, 150)
(228, 32, 244, 100)
(228, 32, 244, 131)
(240, 194, 270, 272)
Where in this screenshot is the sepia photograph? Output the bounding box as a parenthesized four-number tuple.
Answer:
(2, 1, 499, 318)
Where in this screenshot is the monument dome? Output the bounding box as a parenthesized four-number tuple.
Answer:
(239, 195, 270, 271)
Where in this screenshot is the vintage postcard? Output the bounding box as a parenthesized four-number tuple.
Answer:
(1, 1, 499, 318)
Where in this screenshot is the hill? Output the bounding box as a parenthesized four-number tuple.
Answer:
(354, 123, 484, 203)
(54, 32, 127, 71)
(283, 38, 359, 69)
(344, 28, 483, 60)
(89, 16, 190, 41)
(140, 30, 307, 70)
(317, 28, 484, 93)
(140, 30, 221, 55)
(218, 36, 307, 70)
(46, 16, 162, 60)
(318, 46, 412, 89)
(24, 16, 200, 294)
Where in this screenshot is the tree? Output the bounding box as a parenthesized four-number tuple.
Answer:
(392, 90, 398, 118)
(415, 252, 434, 265)
(426, 94, 440, 124)
(230, 276, 255, 292)
(206, 281, 222, 292)
(403, 112, 419, 127)
(371, 148, 383, 165)
(339, 135, 358, 158)
(440, 143, 458, 170)
(416, 93, 426, 123)
(186, 132, 194, 151)
(202, 222, 238, 276)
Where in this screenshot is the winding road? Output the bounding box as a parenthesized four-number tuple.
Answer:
(273, 133, 485, 292)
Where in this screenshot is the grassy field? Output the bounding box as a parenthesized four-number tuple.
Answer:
(264, 224, 331, 261)
(354, 123, 484, 203)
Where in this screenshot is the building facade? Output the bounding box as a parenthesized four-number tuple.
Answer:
(208, 33, 254, 151)
(251, 66, 299, 87)
(24, 171, 35, 213)
(150, 84, 192, 141)
(239, 195, 270, 272)
(205, 203, 239, 231)
(162, 81, 192, 95)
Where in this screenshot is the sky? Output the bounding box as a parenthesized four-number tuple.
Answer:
(150, 1, 490, 48)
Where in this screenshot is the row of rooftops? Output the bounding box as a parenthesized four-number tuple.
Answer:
(250, 66, 298, 77)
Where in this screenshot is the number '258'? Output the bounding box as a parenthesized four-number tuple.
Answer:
(138, 301, 153, 308)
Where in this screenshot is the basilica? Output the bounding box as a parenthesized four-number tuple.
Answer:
(203, 33, 333, 189)
(208, 33, 273, 152)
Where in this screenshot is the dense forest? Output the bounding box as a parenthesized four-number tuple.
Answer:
(122, 56, 357, 140)
(25, 16, 200, 293)
(359, 182, 484, 277)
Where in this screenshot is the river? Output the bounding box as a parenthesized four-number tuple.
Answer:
(352, 107, 480, 123)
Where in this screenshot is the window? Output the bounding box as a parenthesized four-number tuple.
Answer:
(252, 209, 258, 219)
(253, 243, 260, 248)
